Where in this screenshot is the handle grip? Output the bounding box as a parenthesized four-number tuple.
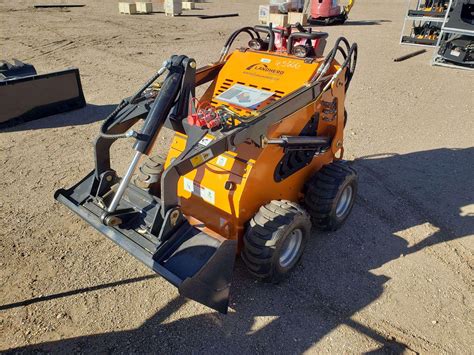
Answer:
(287, 31, 329, 54)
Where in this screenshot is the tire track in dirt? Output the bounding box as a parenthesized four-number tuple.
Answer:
(17, 18, 157, 69)
(24, 40, 77, 61)
(35, 9, 225, 64)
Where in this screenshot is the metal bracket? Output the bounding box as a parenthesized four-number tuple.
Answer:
(158, 207, 186, 242)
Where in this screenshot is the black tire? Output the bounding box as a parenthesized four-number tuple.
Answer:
(304, 161, 357, 231)
(241, 200, 312, 283)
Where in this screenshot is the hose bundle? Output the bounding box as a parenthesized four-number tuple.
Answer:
(313, 36, 358, 92)
(99, 63, 169, 139)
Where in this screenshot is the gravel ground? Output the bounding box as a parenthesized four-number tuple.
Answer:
(0, 0, 473, 353)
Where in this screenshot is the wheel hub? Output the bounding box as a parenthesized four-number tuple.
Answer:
(336, 185, 353, 218)
(279, 228, 303, 268)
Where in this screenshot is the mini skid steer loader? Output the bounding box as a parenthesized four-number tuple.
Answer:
(55, 24, 358, 313)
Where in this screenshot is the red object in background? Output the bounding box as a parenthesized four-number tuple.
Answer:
(274, 26, 289, 51)
(311, 0, 341, 19)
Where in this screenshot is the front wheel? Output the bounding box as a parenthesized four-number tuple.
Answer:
(241, 200, 312, 283)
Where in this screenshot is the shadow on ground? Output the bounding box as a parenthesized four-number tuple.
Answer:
(5, 147, 473, 353)
(0, 104, 115, 132)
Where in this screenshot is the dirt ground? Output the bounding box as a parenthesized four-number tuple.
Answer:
(1, 0, 473, 353)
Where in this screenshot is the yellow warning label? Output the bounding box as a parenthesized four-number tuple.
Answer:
(190, 155, 203, 166)
(190, 149, 213, 167)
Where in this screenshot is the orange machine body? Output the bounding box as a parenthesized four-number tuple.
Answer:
(164, 49, 346, 247)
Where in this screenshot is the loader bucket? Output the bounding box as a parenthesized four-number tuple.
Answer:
(0, 68, 86, 128)
(0, 59, 37, 79)
(54, 171, 237, 313)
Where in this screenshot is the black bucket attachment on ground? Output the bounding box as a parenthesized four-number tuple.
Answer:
(0, 59, 37, 80)
(0, 63, 86, 129)
(54, 171, 237, 313)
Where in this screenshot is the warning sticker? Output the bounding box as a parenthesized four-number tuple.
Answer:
(190, 149, 214, 167)
(198, 136, 214, 146)
(183, 177, 216, 204)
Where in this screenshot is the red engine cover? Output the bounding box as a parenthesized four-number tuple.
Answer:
(311, 0, 341, 18)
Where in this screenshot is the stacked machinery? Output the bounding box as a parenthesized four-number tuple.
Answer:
(433, 0, 474, 69)
(400, 0, 450, 46)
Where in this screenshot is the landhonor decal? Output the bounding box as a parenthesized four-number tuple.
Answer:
(245, 63, 284, 76)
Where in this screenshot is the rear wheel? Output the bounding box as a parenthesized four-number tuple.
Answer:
(304, 161, 357, 231)
(241, 200, 311, 283)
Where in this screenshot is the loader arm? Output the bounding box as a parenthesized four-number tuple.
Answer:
(55, 55, 239, 313)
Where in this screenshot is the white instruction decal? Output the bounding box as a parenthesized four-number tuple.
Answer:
(183, 177, 194, 193)
(183, 177, 215, 204)
(200, 186, 215, 204)
(216, 156, 227, 167)
(198, 136, 213, 146)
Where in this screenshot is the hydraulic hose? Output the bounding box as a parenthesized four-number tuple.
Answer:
(346, 43, 358, 91)
(320, 42, 358, 93)
(218, 27, 259, 62)
(99, 63, 169, 139)
(313, 36, 351, 83)
(103, 57, 186, 217)
(309, 35, 357, 98)
(98, 99, 133, 139)
(312, 36, 357, 92)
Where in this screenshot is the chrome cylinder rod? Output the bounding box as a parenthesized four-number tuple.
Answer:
(107, 151, 142, 213)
